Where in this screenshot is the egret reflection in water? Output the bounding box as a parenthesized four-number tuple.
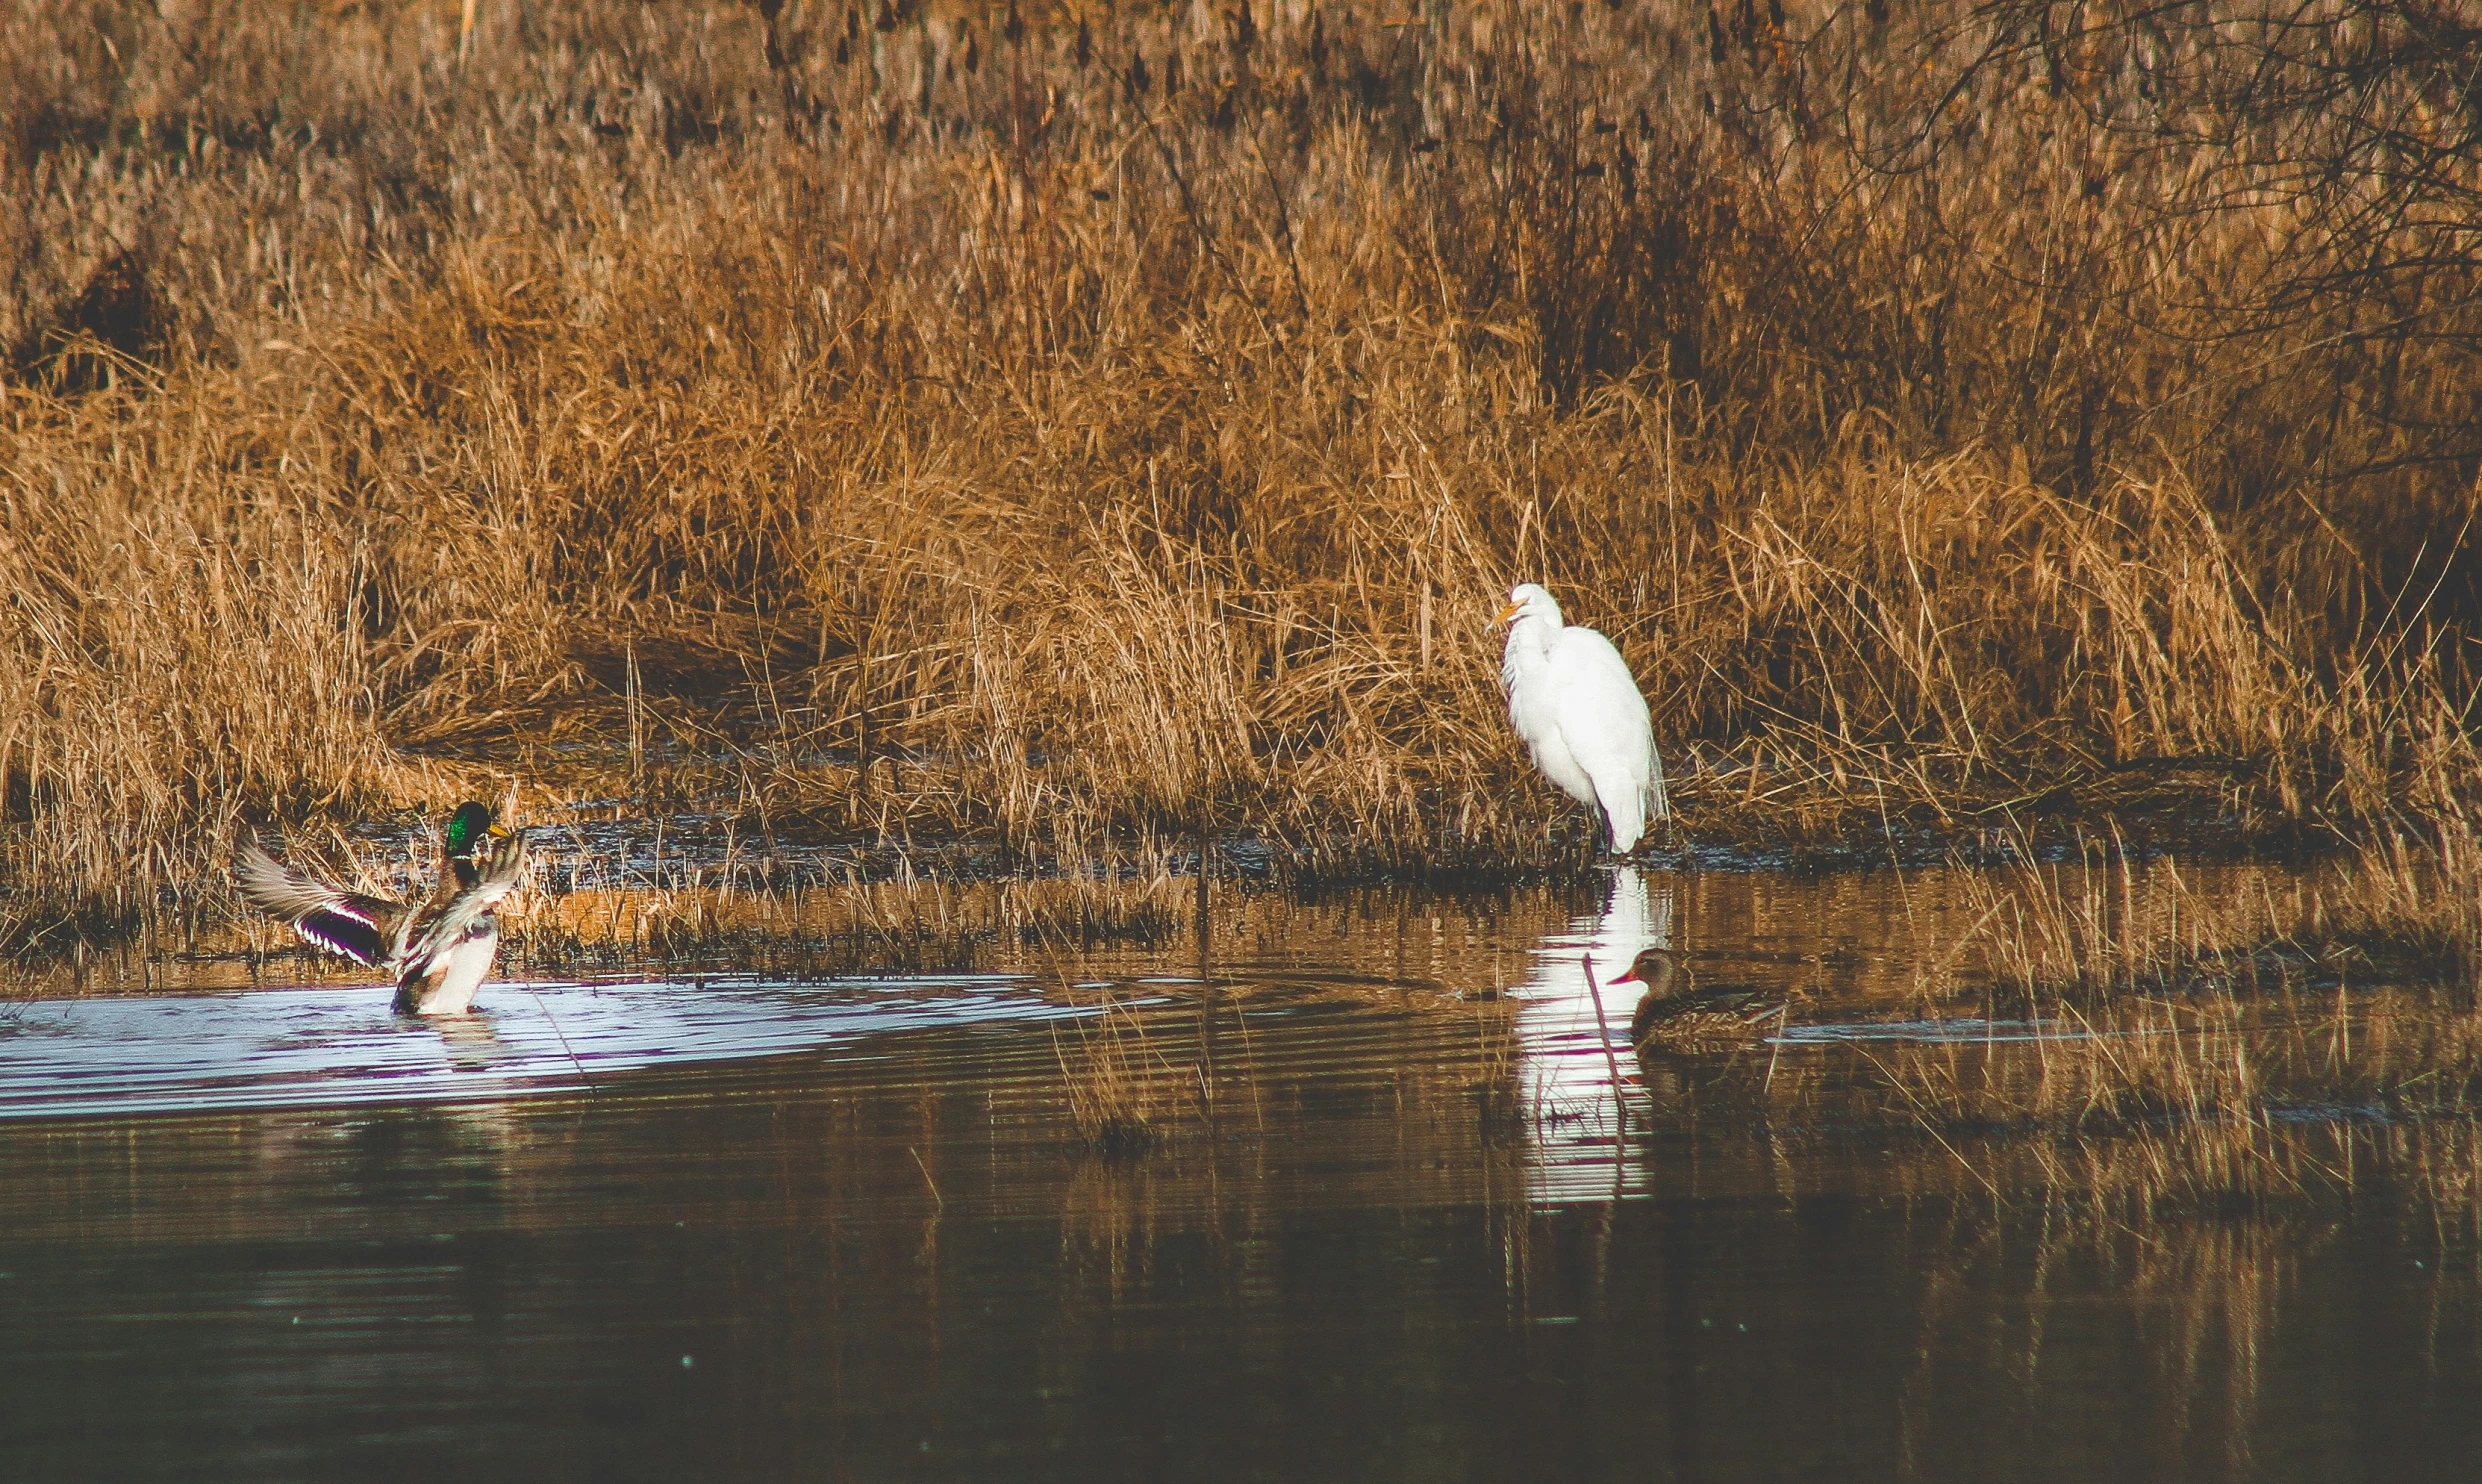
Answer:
(1516, 866, 1671, 1200)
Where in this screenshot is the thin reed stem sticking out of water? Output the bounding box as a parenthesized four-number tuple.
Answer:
(1580, 953, 1629, 1146)
(518, 983, 596, 1100)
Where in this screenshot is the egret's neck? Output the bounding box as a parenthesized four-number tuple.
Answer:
(1511, 610, 1563, 649)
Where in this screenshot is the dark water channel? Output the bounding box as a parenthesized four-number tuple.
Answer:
(3, 866, 2479, 1481)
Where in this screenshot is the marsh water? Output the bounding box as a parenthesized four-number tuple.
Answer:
(4, 858, 2481, 1481)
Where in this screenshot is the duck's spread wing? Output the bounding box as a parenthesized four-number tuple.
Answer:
(234, 843, 397, 967)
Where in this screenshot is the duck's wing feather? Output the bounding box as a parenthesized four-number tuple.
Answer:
(400, 833, 530, 976)
(234, 842, 400, 967)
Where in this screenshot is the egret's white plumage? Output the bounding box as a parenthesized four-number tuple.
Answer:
(1498, 582, 1669, 853)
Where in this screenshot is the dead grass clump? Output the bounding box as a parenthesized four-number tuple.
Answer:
(2, 0, 2476, 924)
(1890, 798, 2482, 1131)
(0, 397, 439, 916)
(1957, 846, 2302, 1011)
(2303, 811, 2482, 993)
(998, 871, 1188, 952)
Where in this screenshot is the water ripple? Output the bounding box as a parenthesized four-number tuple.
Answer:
(0, 975, 1082, 1122)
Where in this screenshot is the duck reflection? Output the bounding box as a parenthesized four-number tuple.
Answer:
(433, 1011, 514, 1073)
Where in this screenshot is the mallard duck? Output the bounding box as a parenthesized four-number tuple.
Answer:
(235, 802, 529, 1016)
(1612, 947, 1783, 1046)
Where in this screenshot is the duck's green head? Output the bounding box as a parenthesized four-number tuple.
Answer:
(444, 801, 499, 858)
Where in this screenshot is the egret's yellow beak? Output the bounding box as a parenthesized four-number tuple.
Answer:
(1495, 599, 1525, 625)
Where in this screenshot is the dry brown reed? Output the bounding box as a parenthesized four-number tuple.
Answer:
(1055, 993, 1191, 1156)
(4, 0, 2477, 936)
(1861, 807, 2482, 1139)
(497, 846, 1195, 975)
(2308, 811, 2482, 989)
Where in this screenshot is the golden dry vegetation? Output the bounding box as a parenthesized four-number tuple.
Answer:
(4, 0, 2478, 946)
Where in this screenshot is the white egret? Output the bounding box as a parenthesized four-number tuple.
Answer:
(1497, 582, 1669, 853)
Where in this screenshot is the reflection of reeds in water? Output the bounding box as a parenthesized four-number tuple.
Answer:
(0, 842, 1210, 994)
(1862, 819, 2482, 1135)
(1056, 996, 1192, 1158)
(1058, 1156, 1148, 1299)
(1893, 1133, 2303, 1477)
(1708, 1111, 2482, 1478)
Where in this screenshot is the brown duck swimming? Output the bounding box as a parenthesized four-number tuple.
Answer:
(236, 802, 529, 1016)
(1611, 947, 1784, 1046)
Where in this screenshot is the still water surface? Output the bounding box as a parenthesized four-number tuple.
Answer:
(2, 866, 2478, 1481)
